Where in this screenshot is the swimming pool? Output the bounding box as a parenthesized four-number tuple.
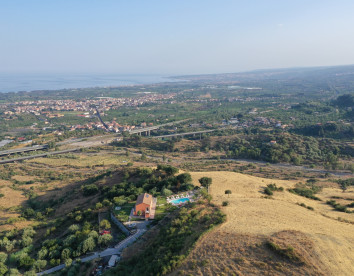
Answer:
(170, 197, 190, 205)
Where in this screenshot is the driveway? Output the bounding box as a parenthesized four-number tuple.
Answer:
(37, 221, 149, 275)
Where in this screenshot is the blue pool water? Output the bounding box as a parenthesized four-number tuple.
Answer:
(170, 197, 190, 205)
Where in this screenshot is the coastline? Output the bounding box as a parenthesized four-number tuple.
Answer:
(0, 73, 176, 93)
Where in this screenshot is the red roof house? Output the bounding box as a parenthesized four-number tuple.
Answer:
(133, 193, 155, 219)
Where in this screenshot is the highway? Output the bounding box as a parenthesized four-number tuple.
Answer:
(151, 129, 217, 139)
(129, 119, 191, 135)
(0, 145, 48, 157)
(0, 148, 81, 164)
(0, 119, 192, 163)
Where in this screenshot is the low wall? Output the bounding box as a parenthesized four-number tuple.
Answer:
(110, 212, 130, 236)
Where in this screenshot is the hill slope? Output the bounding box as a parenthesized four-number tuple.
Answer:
(170, 171, 354, 275)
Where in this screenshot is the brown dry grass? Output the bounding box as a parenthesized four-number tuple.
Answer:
(170, 230, 326, 276)
(0, 187, 26, 209)
(11, 175, 36, 182)
(27, 153, 127, 167)
(184, 171, 354, 276)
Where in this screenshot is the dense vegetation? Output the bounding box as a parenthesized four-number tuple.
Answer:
(108, 195, 226, 276)
(0, 164, 199, 274)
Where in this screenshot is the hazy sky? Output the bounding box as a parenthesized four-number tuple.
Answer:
(1, 0, 354, 75)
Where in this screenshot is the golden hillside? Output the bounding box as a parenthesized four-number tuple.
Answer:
(171, 171, 354, 276)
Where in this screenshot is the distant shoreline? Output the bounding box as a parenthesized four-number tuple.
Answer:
(0, 73, 176, 94)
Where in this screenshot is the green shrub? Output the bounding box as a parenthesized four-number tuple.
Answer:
(326, 200, 349, 212)
(288, 187, 320, 200)
(264, 187, 273, 196)
(82, 184, 99, 196)
(297, 202, 314, 210)
(266, 241, 301, 263)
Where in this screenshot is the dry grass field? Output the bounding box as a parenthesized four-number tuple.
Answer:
(27, 153, 128, 167)
(177, 171, 354, 276)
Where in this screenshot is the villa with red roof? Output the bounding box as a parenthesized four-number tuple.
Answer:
(133, 193, 157, 219)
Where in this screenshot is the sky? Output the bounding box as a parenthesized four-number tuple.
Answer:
(1, 0, 354, 75)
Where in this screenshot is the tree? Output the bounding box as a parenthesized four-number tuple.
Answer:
(21, 236, 33, 247)
(161, 187, 172, 197)
(176, 173, 192, 184)
(199, 177, 212, 193)
(63, 235, 76, 247)
(225, 190, 232, 197)
(113, 197, 127, 206)
(200, 188, 212, 202)
(95, 202, 103, 210)
(61, 248, 71, 261)
(47, 141, 56, 149)
(32, 260, 47, 272)
(65, 258, 73, 267)
(8, 268, 21, 276)
(82, 184, 99, 196)
(157, 164, 179, 176)
(99, 219, 111, 230)
(88, 230, 99, 239)
(68, 224, 80, 233)
(22, 227, 35, 238)
(19, 255, 35, 268)
(23, 271, 36, 276)
(0, 263, 7, 276)
(82, 237, 96, 253)
(98, 234, 113, 247)
(0, 252, 7, 263)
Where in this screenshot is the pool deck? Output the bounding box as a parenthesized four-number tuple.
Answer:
(167, 192, 195, 205)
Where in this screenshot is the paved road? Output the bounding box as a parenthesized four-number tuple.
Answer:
(37, 227, 147, 275)
(129, 119, 190, 135)
(114, 228, 146, 250)
(37, 264, 65, 276)
(0, 145, 48, 156)
(152, 129, 217, 139)
(0, 148, 81, 164)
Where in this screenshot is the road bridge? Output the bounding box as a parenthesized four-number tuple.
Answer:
(0, 148, 81, 164)
(129, 126, 159, 136)
(0, 145, 48, 157)
(151, 129, 217, 139)
(128, 119, 191, 136)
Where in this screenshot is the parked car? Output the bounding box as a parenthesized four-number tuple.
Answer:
(128, 223, 136, 228)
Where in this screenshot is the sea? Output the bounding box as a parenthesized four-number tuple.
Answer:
(0, 73, 176, 93)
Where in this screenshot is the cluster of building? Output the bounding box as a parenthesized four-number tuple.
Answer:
(0, 93, 176, 116)
(67, 121, 154, 133)
(222, 116, 291, 129)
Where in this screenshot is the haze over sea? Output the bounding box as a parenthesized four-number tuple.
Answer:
(0, 73, 174, 93)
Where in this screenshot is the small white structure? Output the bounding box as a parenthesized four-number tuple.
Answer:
(108, 255, 120, 267)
